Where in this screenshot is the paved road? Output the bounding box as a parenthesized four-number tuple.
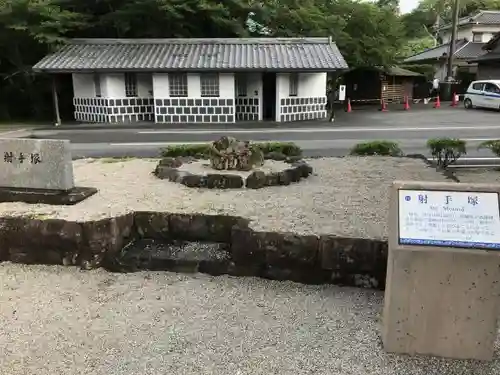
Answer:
(28, 107, 500, 161)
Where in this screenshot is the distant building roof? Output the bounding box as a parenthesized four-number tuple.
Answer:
(382, 66, 422, 77)
(403, 39, 486, 63)
(438, 10, 500, 31)
(33, 38, 348, 73)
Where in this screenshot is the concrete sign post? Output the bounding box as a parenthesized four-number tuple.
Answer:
(383, 181, 500, 361)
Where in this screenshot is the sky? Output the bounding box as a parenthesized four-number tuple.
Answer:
(399, 0, 420, 13)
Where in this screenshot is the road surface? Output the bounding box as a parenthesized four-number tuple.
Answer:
(27, 107, 500, 162)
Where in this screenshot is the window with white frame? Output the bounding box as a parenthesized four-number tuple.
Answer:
(236, 74, 247, 97)
(94, 74, 101, 97)
(289, 73, 298, 96)
(200, 73, 220, 97)
(125, 73, 138, 97)
(472, 32, 483, 42)
(169, 73, 188, 97)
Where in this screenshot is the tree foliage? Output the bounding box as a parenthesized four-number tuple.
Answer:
(2, 0, 499, 121)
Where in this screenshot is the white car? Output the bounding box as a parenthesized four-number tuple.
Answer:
(464, 80, 500, 110)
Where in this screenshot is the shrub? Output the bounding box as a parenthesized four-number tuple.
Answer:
(161, 141, 302, 158)
(426, 138, 466, 169)
(257, 142, 302, 156)
(349, 141, 403, 156)
(478, 140, 500, 156)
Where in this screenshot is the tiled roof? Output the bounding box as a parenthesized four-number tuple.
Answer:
(439, 10, 500, 30)
(33, 38, 348, 72)
(455, 41, 487, 59)
(403, 39, 486, 63)
(470, 51, 500, 62)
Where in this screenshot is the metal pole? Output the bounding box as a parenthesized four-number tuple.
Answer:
(51, 76, 61, 126)
(446, 0, 460, 81)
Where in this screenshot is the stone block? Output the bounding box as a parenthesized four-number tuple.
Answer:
(0, 138, 74, 190)
(154, 166, 179, 181)
(292, 162, 313, 178)
(231, 228, 319, 268)
(277, 171, 291, 185)
(81, 214, 134, 268)
(134, 212, 170, 239)
(319, 235, 387, 289)
(246, 171, 267, 189)
(284, 167, 301, 183)
(169, 213, 246, 242)
(181, 173, 207, 188)
(0, 216, 83, 264)
(206, 174, 244, 189)
(265, 173, 280, 186)
(0, 186, 97, 205)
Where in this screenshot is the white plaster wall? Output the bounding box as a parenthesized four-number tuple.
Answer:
(219, 73, 235, 98)
(441, 25, 500, 43)
(297, 73, 327, 97)
(276, 73, 289, 122)
(187, 73, 201, 97)
(153, 73, 169, 97)
(101, 74, 125, 98)
(72, 73, 95, 97)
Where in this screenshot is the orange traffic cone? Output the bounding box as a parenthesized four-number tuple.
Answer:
(450, 93, 458, 107)
(379, 99, 388, 112)
(433, 95, 441, 108)
(346, 99, 352, 112)
(403, 96, 410, 110)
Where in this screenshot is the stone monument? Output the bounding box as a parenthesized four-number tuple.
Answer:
(0, 138, 97, 205)
(383, 181, 500, 361)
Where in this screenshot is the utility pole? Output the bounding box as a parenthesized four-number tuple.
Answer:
(446, 0, 460, 81)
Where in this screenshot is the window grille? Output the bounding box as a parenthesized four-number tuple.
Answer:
(236, 74, 247, 97)
(289, 74, 298, 96)
(169, 73, 188, 97)
(201, 73, 220, 97)
(125, 73, 138, 97)
(94, 74, 101, 97)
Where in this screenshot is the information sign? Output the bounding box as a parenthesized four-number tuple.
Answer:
(398, 189, 500, 249)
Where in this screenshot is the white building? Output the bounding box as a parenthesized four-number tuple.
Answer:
(33, 38, 348, 125)
(404, 10, 500, 80)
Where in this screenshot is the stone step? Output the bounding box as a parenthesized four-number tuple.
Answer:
(110, 238, 232, 275)
(107, 238, 333, 285)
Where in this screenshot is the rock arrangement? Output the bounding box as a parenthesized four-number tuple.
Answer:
(209, 136, 264, 171)
(154, 156, 313, 189)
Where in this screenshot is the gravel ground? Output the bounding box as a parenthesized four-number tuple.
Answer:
(454, 168, 500, 184)
(0, 157, 448, 238)
(0, 264, 497, 375)
(177, 159, 289, 177)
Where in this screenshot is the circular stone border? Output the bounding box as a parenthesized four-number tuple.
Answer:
(153, 155, 313, 189)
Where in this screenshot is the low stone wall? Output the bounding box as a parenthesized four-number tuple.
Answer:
(154, 157, 313, 189)
(0, 212, 388, 289)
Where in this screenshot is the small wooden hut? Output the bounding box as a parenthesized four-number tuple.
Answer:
(343, 66, 424, 104)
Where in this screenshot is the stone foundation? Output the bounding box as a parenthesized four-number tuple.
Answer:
(236, 97, 259, 121)
(0, 212, 388, 289)
(74, 97, 154, 123)
(154, 98, 235, 123)
(280, 96, 327, 122)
